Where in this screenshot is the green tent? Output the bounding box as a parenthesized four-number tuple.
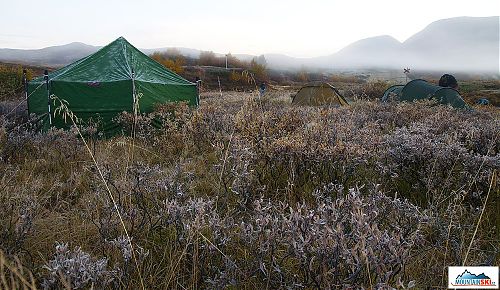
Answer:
(27, 37, 198, 133)
(292, 82, 349, 106)
(381, 79, 468, 109)
(381, 85, 404, 102)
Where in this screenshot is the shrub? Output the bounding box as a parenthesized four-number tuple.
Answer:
(0, 91, 498, 289)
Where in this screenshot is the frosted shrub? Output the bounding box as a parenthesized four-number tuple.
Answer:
(41, 243, 116, 289)
(0, 92, 498, 289)
(230, 186, 424, 288)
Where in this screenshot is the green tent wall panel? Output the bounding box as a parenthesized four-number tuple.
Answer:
(27, 37, 198, 132)
(135, 81, 198, 112)
(433, 88, 468, 108)
(28, 80, 133, 131)
(400, 79, 436, 102)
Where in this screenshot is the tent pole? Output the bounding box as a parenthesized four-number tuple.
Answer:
(22, 69, 28, 112)
(44, 70, 52, 126)
(217, 76, 222, 98)
(131, 69, 136, 116)
(23, 69, 27, 97)
(195, 77, 201, 106)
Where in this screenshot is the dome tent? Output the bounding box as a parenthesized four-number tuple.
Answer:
(381, 85, 404, 102)
(27, 37, 198, 133)
(292, 82, 348, 106)
(381, 79, 467, 109)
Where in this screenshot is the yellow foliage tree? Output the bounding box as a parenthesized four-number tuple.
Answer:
(250, 58, 268, 81)
(229, 70, 242, 83)
(151, 52, 185, 74)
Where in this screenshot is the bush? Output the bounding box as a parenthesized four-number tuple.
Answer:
(0, 92, 498, 289)
(0, 64, 33, 102)
(350, 80, 391, 100)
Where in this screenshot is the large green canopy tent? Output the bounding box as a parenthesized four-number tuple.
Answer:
(27, 37, 198, 133)
(292, 82, 349, 106)
(381, 79, 467, 109)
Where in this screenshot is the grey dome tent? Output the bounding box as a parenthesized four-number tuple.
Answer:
(381, 79, 468, 109)
(292, 82, 348, 106)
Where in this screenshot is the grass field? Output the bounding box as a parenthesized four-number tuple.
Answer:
(0, 86, 498, 289)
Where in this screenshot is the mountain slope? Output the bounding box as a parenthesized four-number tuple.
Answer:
(0, 16, 498, 73)
(401, 16, 499, 72)
(328, 35, 402, 68)
(0, 42, 98, 67)
(315, 16, 499, 72)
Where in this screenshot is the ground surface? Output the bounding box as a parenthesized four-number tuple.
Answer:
(0, 89, 499, 289)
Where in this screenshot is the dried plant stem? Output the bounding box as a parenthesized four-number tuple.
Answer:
(50, 94, 146, 290)
(199, 232, 235, 268)
(123, 92, 140, 181)
(441, 197, 458, 286)
(365, 251, 373, 289)
(71, 120, 145, 290)
(0, 251, 36, 290)
(216, 129, 234, 210)
(165, 233, 195, 289)
(462, 169, 496, 266)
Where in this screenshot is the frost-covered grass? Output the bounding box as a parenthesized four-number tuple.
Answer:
(0, 90, 498, 289)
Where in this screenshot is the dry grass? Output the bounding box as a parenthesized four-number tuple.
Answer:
(0, 89, 498, 289)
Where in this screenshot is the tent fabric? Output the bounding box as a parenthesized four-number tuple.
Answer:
(27, 37, 198, 132)
(381, 85, 404, 102)
(292, 82, 348, 106)
(381, 79, 468, 109)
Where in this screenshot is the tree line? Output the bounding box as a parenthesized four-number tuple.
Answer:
(150, 49, 268, 81)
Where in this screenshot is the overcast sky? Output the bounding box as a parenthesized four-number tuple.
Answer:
(0, 0, 498, 57)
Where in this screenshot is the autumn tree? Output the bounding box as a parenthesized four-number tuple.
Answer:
(255, 54, 267, 66)
(150, 51, 185, 74)
(0, 64, 33, 101)
(199, 51, 219, 66)
(250, 55, 268, 81)
(297, 66, 309, 82)
(225, 53, 249, 69)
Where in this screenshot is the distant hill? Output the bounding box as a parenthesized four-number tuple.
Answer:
(0, 16, 498, 73)
(266, 16, 499, 73)
(0, 42, 97, 67)
(269, 35, 403, 70)
(0, 43, 204, 67)
(329, 35, 402, 68)
(401, 16, 499, 72)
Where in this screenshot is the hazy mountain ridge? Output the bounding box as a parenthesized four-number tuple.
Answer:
(295, 35, 404, 70)
(0, 42, 97, 67)
(0, 16, 498, 73)
(401, 16, 499, 72)
(266, 16, 499, 73)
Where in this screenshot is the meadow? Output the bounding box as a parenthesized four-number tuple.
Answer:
(0, 67, 499, 289)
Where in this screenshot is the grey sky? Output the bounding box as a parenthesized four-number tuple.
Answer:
(1, 0, 498, 57)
